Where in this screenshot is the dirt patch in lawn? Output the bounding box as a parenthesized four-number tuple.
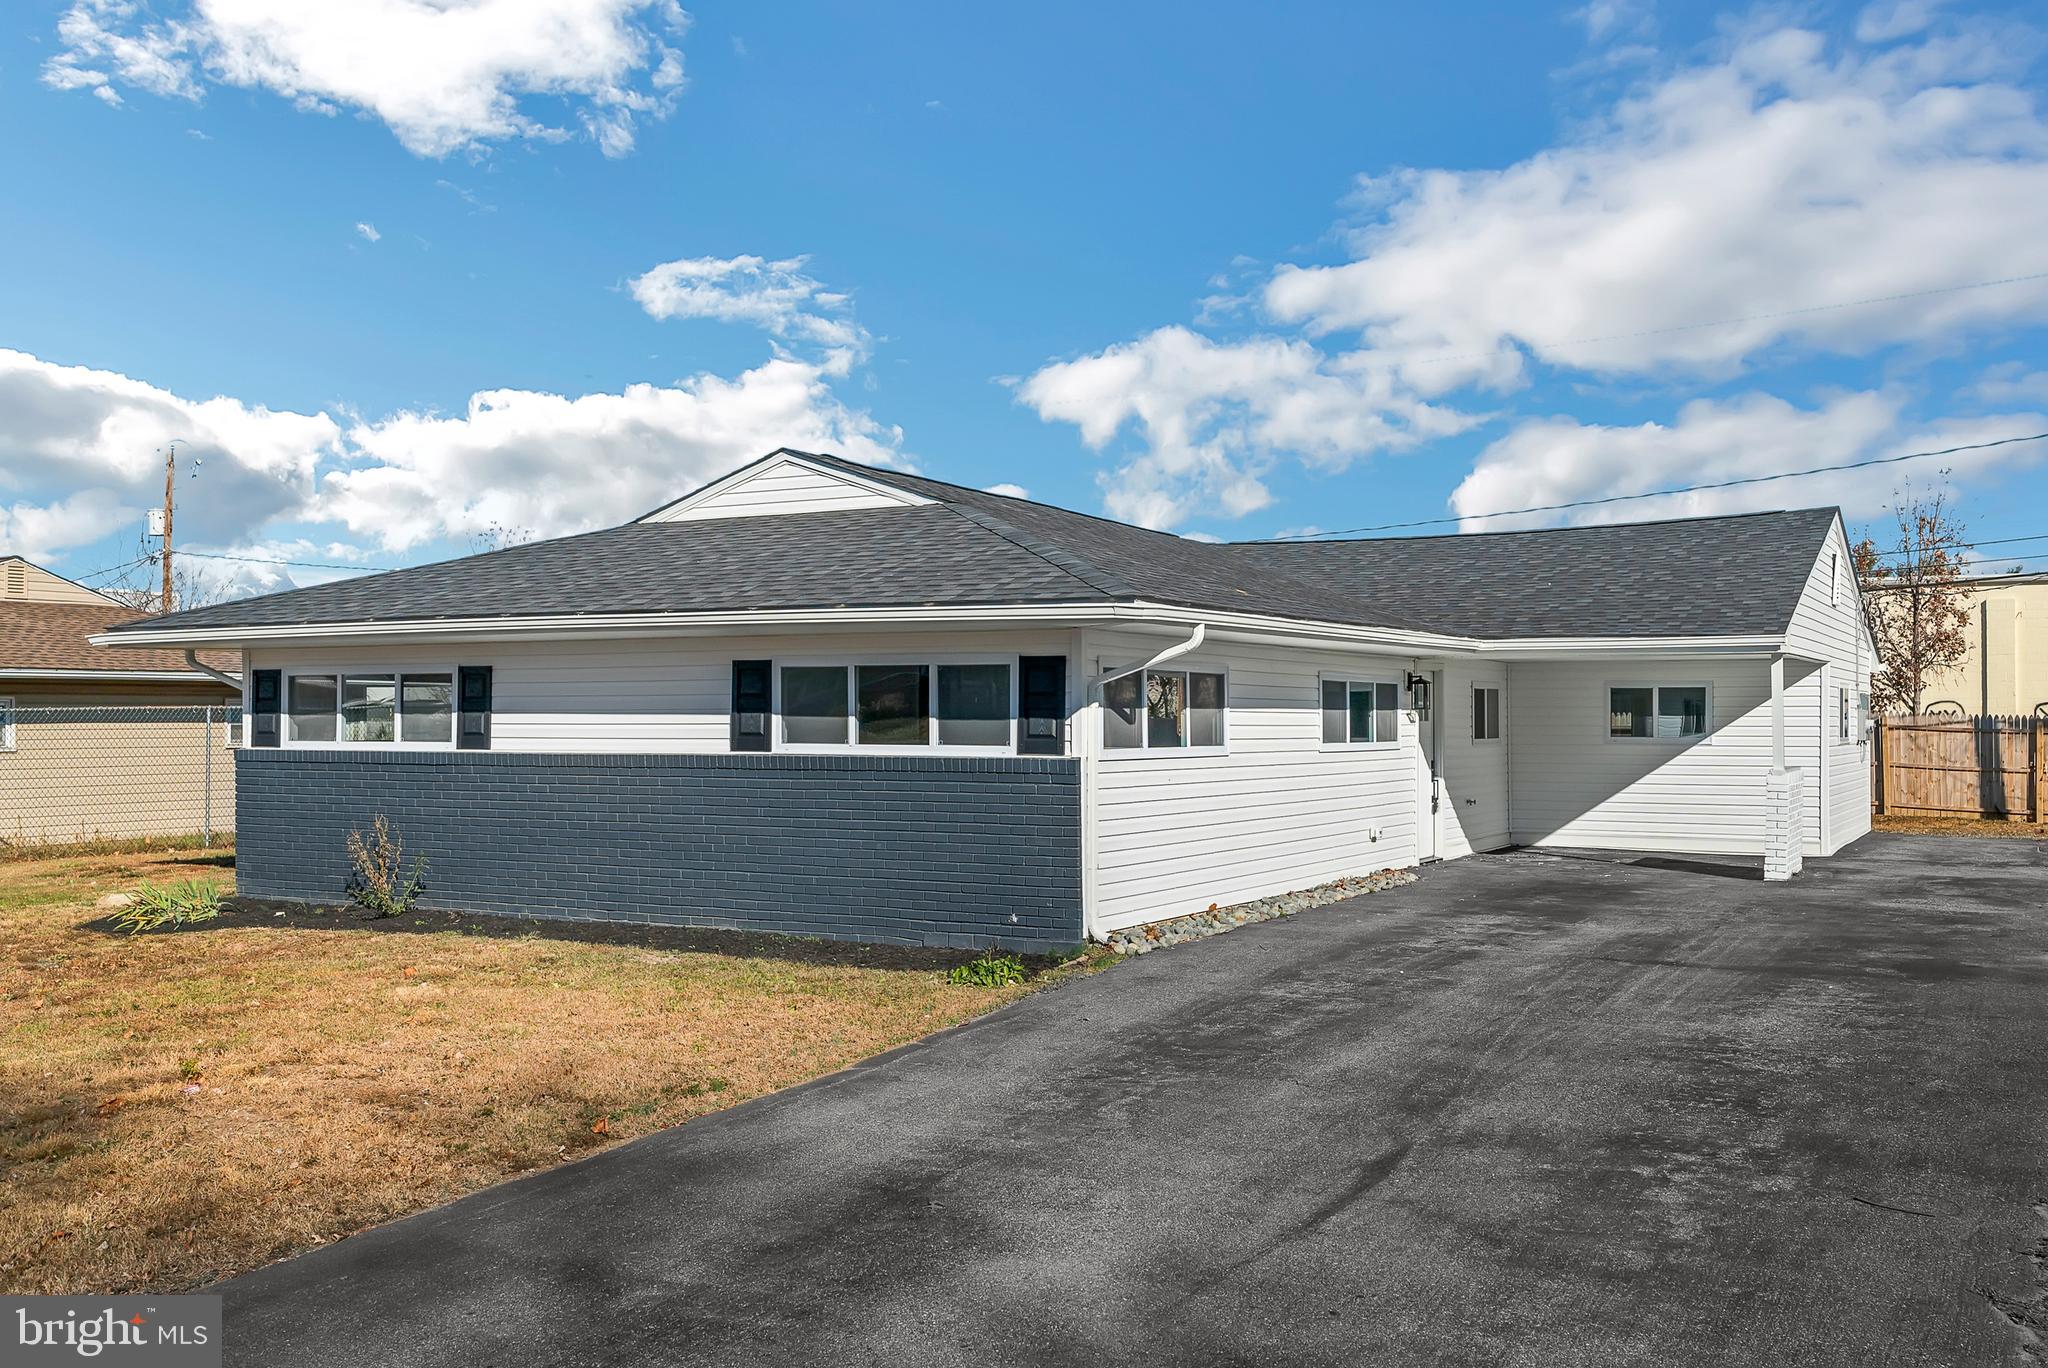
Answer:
(0, 850, 1106, 1295)
(1875, 814, 2048, 840)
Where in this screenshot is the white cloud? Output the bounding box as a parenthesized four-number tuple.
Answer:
(628, 254, 868, 360)
(1017, 326, 1476, 529)
(1263, 27, 2048, 385)
(355, 221, 381, 243)
(322, 357, 902, 550)
(1855, 0, 1947, 44)
(0, 349, 340, 562)
(1972, 362, 2048, 406)
(1020, 19, 2048, 529)
(1449, 391, 2048, 530)
(0, 347, 902, 567)
(43, 0, 691, 159)
(982, 483, 1030, 499)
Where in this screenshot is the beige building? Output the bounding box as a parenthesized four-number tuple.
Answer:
(1911, 572, 2048, 718)
(1, 556, 242, 845)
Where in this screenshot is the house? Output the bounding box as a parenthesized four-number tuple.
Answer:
(95, 450, 1877, 947)
(2, 556, 241, 845)
(1881, 571, 2048, 717)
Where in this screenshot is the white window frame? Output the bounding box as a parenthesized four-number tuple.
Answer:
(1829, 551, 1840, 606)
(1319, 674, 1402, 752)
(0, 695, 14, 753)
(1099, 664, 1230, 758)
(1838, 685, 1853, 741)
(774, 653, 1024, 756)
(1604, 681, 1713, 744)
(1472, 684, 1504, 744)
(280, 666, 462, 751)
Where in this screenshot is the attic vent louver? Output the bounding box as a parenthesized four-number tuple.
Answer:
(2, 563, 24, 599)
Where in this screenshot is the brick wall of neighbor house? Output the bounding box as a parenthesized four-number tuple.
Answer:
(234, 750, 1084, 950)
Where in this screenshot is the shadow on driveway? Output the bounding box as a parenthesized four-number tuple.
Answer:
(214, 833, 2048, 1367)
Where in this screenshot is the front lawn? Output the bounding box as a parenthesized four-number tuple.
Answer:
(0, 849, 1098, 1294)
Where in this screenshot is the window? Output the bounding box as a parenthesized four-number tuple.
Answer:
(1830, 551, 1840, 606)
(1103, 668, 1227, 751)
(858, 664, 929, 746)
(285, 671, 460, 746)
(1839, 686, 1852, 740)
(0, 696, 13, 753)
(1473, 686, 1502, 741)
(1608, 684, 1709, 740)
(778, 660, 1015, 750)
(1323, 678, 1399, 745)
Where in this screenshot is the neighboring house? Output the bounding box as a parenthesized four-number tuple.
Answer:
(2, 556, 241, 845)
(1888, 571, 2048, 718)
(97, 450, 1876, 947)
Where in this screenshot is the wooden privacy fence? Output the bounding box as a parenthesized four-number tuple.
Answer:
(1873, 715, 2046, 820)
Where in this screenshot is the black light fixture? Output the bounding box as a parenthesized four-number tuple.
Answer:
(1406, 672, 1432, 720)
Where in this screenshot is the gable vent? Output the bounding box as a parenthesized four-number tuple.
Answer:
(2, 563, 24, 599)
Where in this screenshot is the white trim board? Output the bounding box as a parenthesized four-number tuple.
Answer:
(637, 451, 931, 524)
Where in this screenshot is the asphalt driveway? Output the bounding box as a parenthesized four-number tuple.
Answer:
(216, 834, 2048, 1368)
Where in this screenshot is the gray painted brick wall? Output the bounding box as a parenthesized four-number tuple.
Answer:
(235, 750, 1084, 950)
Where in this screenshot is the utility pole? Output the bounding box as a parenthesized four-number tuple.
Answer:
(161, 444, 176, 614)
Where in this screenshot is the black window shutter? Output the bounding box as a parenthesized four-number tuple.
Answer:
(250, 668, 281, 748)
(731, 659, 772, 752)
(457, 666, 493, 750)
(1018, 655, 1067, 756)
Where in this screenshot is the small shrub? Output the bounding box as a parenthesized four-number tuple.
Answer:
(345, 815, 428, 919)
(948, 950, 1026, 988)
(112, 880, 222, 934)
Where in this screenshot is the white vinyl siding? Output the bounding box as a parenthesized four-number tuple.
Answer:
(1438, 660, 1509, 859)
(643, 459, 926, 522)
(1085, 629, 1420, 933)
(1507, 656, 1825, 856)
(1783, 518, 1875, 854)
(246, 631, 1072, 754)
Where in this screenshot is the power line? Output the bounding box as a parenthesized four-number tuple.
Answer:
(1865, 530, 2048, 561)
(1396, 269, 2048, 370)
(175, 548, 398, 573)
(1266, 431, 2048, 540)
(73, 553, 159, 584)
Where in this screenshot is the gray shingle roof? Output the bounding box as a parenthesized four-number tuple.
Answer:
(105, 449, 1838, 641)
(1227, 507, 1841, 638)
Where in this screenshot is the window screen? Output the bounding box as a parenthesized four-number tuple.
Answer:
(401, 674, 454, 743)
(1103, 674, 1142, 750)
(782, 666, 849, 744)
(937, 663, 1010, 746)
(288, 675, 338, 742)
(1322, 680, 1348, 744)
(1187, 672, 1225, 748)
(1146, 670, 1187, 748)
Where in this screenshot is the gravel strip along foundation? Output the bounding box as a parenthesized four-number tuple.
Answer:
(1103, 868, 1420, 954)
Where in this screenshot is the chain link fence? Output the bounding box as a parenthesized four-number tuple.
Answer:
(1, 704, 240, 851)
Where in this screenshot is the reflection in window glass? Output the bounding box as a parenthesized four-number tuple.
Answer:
(342, 676, 396, 743)
(1609, 686, 1654, 738)
(858, 665, 929, 745)
(1349, 685, 1375, 743)
(1103, 674, 1142, 749)
(1147, 670, 1186, 748)
(782, 666, 849, 745)
(1187, 672, 1225, 747)
(1657, 686, 1707, 738)
(289, 675, 338, 742)
(937, 664, 1010, 746)
(1321, 680, 1348, 744)
(401, 674, 454, 743)
(1375, 682, 1400, 743)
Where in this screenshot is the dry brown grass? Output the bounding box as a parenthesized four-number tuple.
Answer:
(0, 850, 1100, 1294)
(1875, 813, 2048, 840)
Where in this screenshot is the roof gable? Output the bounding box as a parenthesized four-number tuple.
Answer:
(639, 451, 932, 523)
(0, 556, 119, 606)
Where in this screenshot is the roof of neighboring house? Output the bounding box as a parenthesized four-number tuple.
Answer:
(1228, 507, 1843, 639)
(0, 601, 241, 677)
(101, 449, 1841, 644)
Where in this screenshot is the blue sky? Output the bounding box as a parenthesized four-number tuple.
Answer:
(3, 0, 2047, 601)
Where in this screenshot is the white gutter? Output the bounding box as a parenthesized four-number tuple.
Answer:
(0, 668, 238, 683)
(183, 650, 243, 690)
(89, 599, 1788, 662)
(1092, 623, 1205, 688)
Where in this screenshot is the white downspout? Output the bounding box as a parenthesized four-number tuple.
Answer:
(1091, 623, 1205, 690)
(184, 649, 241, 691)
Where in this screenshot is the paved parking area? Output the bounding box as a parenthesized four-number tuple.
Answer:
(218, 834, 2048, 1367)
